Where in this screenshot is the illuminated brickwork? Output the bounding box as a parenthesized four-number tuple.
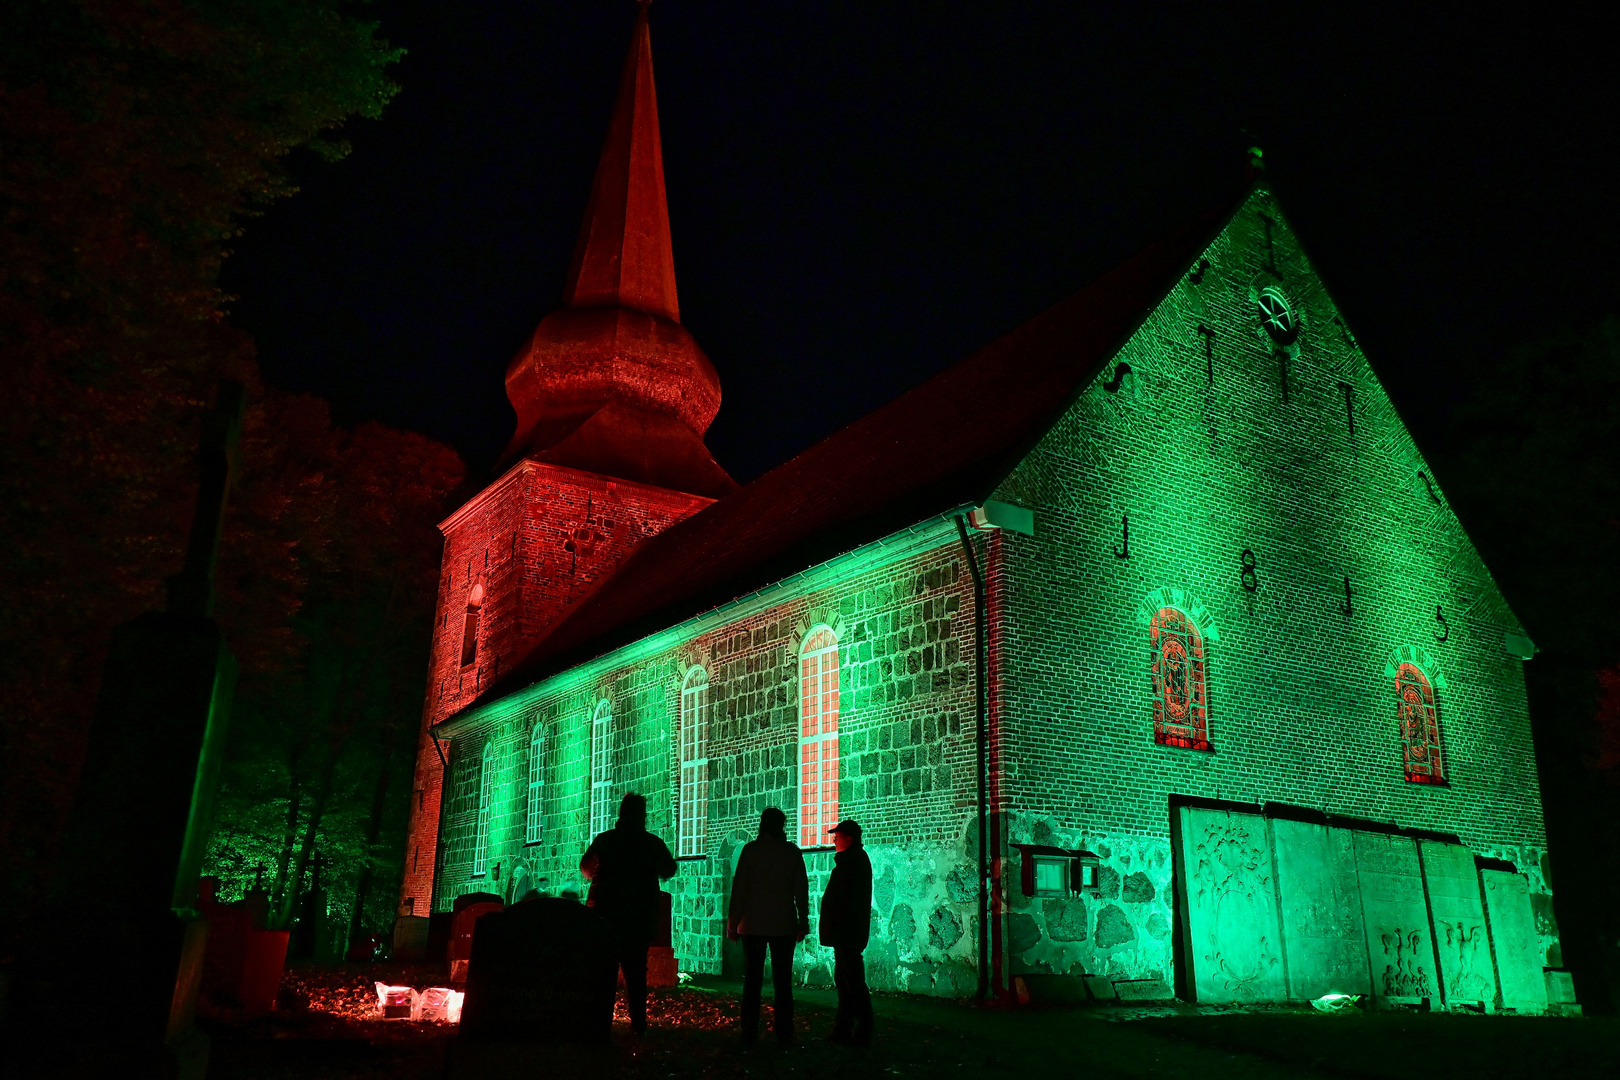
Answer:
(397, 459, 711, 916)
(989, 187, 1554, 991)
(415, 188, 1558, 1003)
(431, 530, 986, 994)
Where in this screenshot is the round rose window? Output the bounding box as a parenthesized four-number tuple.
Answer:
(1257, 287, 1299, 345)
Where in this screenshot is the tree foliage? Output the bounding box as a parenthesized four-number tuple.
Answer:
(207, 409, 463, 938)
(0, 0, 412, 926)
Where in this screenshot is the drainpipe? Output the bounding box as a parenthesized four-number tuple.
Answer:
(954, 516, 990, 1002)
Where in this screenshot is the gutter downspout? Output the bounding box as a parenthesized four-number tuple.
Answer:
(955, 515, 990, 1002)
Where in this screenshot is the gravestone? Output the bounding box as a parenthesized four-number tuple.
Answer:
(1480, 870, 1547, 1014)
(449, 894, 503, 982)
(457, 897, 617, 1044)
(1175, 806, 1285, 1003)
(393, 915, 430, 960)
(1417, 840, 1498, 1010)
(1352, 831, 1438, 1005)
(198, 886, 253, 1006)
(1268, 817, 1372, 1000)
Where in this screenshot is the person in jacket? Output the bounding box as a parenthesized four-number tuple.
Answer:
(726, 806, 809, 1044)
(580, 792, 677, 1034)
(819, 819, 874, 1045)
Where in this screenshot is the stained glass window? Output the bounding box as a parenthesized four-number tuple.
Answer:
(473, 742, 494, 875)
(525, 724, 545, 844)
(1395, 662, 1446, 784)
(1151, 607, 1212, 751)
(798, 628, 840, 847)
(678, 668, 710, 857)
(589, 701, 613, 839)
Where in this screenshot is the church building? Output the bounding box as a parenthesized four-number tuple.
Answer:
(398, 5, 1566, 1011)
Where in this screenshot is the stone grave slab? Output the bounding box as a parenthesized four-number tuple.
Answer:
(1175, 806, 1286, 1003)
(457, 897, 617, 1045)
(1269, 817, 1372, 1000)
(1417, 840, 1497, 1010)
(1352, 831, 1438, 1006)
(1480, 870, 1547, 1014)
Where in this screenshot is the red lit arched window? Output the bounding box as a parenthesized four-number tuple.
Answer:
(1151, 607, 1211, 751)
(1395, 662, 1445, 784)
(799, 628, 840, 847)
(460, 583, 484, 667)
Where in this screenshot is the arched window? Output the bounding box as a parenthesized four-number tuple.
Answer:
(473, 741, 494, 875)
(678, 667, 710, 857)
(460, 583, 484, 667)
(1395, 662, 1446, 784)
(589, 701, 613, 839)
(798, 628, 840, 847)
(525, 724, 545, 844)
(1151, 607, 1212, 751)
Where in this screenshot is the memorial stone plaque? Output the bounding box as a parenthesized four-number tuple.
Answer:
(458, 897, 617, 1045)
(1175, 807, 1286, 1003)
(1269, 817, 1371, 1000)
(1417, 841, 1497, 1010)
(1352, 831, 1438, 1005)
(1480, 870, 1547, 1014)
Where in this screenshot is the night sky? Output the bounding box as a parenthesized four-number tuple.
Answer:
(221, 1, 1616, 484)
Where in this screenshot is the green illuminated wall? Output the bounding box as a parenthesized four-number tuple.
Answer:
(990, 186, 1555, 997)
(432, 524, 987, 995)
(430, 186, 1558, 1004)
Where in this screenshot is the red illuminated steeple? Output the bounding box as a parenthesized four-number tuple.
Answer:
(502, 1, 734, 497)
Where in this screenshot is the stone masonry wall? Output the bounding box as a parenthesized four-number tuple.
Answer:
(399, 460, 710, 916)
(432, 538, 987, 996)
(989, 185, 1556, 992)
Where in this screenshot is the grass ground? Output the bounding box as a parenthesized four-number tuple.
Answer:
(199, 963, 1619, 1079)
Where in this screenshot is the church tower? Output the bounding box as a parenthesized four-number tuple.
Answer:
(399, 2, 732, 919)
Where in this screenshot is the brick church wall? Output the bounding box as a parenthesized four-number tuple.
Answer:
(430, 526, 989, 995)
(399, 461, 711, 916)
(988, 186, 1557, 990)
(410, 185, 1560, 999)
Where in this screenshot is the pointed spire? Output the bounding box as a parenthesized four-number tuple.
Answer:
(500, 2, 733, 497)
(564, 1, 679, 322)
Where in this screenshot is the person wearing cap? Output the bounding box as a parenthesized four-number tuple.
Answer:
(819, 819, 874, 1045)
(727, 806, 810, 1044)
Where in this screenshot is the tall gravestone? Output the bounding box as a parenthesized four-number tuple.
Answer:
(1417, 840, 1498, 1009)
(448, 896, 620, 1075)
(12, 384, 244, 1079)
(1480, 870, 1547, 1014)
(1352, 830, 1439, 1006)
(1268, 816, 1372, 1000)
(1174, 806, 1286, 1003)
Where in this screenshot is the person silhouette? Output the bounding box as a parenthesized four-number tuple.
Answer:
(819, 820, 873, 1045)
(726, 807, 808, 1044)
(580, 792, 676, 1034)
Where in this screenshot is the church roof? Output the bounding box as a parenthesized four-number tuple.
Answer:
(563, 0, 679, 323)
(499, 4, 734, 496)
(469, 192, 1240, 708)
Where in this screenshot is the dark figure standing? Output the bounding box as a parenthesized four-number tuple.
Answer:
(820, 819, 874, 1045)
(727, 807, 809, 1044)
(580, 792, 677, 1034)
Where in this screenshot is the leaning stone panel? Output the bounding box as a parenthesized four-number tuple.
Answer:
(1480, 869, 1547, 1014)
(1352, 830, 1439, 1005)
(1175, 806, 1285, 1003)
(1417, 840, 1498, 1009)
(1268, 817, 1371, 1000)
